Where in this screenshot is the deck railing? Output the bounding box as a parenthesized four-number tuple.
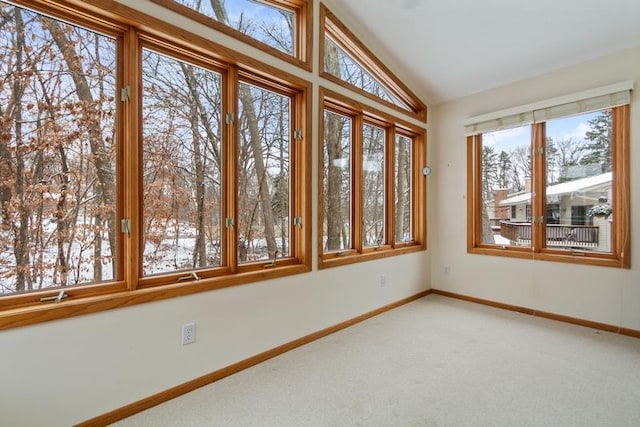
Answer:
(499, 221, 599, 248)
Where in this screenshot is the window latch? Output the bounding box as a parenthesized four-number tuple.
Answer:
(39, 289, 68, 303)
(178, 271, 200, 281)
(264, 250, 279, 268)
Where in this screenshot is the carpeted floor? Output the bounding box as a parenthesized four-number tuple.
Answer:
(113, 294, 640, 426)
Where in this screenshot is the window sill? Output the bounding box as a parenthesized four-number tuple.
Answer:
(468, 246, 629, 268)
(319, 244, 425, 269)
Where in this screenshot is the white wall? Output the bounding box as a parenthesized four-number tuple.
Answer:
(431, 47, 640, 330)
(0, 1, 430, 426)
(0, 256, 428, 426)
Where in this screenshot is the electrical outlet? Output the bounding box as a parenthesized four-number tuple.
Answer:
(443, 265, 451, 275)
(380, 274, 387, 287)
(181, 322, 196, 345)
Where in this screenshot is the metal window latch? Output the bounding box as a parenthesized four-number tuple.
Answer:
(225, 218, 234, 229)
(225, 112, 234, 125)
(178, 271, 200, 281)
(39, 289, 68, 303)
(293, 217, 302, 228)
(264, 250, 279, 268)
(293, 129, 303, 140)
(375, 239, 382, 250)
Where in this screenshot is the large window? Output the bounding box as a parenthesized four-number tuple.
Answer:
(320, 88, 425, 268)
(320, 4, 426, 121)
(237, 80, 292, 264)
(0, 0, 310, 327)
(0, 0, 120, 295)
(150, 0, 311, 70)
(467, 85, 630, 268)
(142, 47, 223, 276)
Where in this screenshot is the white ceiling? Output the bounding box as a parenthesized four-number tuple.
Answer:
(322, 0, 640, 105)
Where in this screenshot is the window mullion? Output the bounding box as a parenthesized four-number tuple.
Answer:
(225, 67, 238, 272)
(290, 91, 306, 262)
(124, 28, 141, 289)
(353, 115, 364, 252)
(531, 123, 546, 252)
(387, 127, 397, 246)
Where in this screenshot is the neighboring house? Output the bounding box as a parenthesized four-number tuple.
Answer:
(489, 172, 612, 252)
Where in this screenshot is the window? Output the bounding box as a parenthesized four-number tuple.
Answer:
(322, 110, 352, 252)
(320, 88, 425, 268)
(0, 0, 310, 328)
(362, 123, 386, 248)
(150, 0, 312, 70)
(141, 47, 223, 276)
(394, 134, 413, 243)
(237, 80, 292, 264)
(320, 4, 426, 121)
(467, 83, 630, 268)
(0, 0, 122, 296)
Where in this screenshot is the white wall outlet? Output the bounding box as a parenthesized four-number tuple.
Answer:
(380, 274, 387, 287)
(443, 265, 451, 275)
(181, 322, 196, 345)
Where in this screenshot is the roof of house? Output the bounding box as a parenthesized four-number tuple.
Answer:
(500, 172, 611, 206)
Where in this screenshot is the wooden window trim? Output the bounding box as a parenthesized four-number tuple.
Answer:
(0, 0, 311, 330)
(147, 0, 312, 71)
(319, 87, 426, 270)
(319, 3, 427, 122)
(466, 105, 630, 268)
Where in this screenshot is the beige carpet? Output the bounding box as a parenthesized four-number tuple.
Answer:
(113, 294, 640, 426)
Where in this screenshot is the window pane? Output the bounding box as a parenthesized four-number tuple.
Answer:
(324, 36, 410, 110)
(545, 110, 612, 253)
(323, 111, 351, 252)
(362, 124, 385, 248)
(237, 82, 290, 263)
(395, 135, 412, 243)
(480, 126, 532, 247)
(142, 49, 223, 275)
(174, 0, 295, 56)
(0, 3, 117, 294)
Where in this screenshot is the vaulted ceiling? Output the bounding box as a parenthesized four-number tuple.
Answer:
(322, 0, 640, 105)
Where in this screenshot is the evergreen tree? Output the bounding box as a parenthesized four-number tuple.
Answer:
(580, 110, 612, 173)
(481, 145, 499, 200)
(497, 150, 512, 189)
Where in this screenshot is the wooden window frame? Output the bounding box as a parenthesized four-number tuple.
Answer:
(148, 0, 312, 71)
(319, 87, 426, 269)
(0, 0, 311, 330)
(319, 3, 427, 122)
(467, 105, 630, 268)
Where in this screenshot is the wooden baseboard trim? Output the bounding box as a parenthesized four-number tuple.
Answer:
(77, 290, 431, 426)
(430, 289, 640, 339)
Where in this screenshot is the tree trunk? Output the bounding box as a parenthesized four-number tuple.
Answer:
(54, 144, 71, 286)
(12, 8, 31, 291)
(239, 84, 277, 256)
